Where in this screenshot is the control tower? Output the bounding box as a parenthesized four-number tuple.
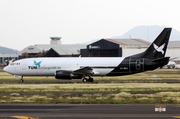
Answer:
(50, 37, 61, 45)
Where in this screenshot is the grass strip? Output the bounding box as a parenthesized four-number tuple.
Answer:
(0, 83, 180, 104)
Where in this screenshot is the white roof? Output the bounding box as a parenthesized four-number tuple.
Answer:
(0, 54, 19, 57)
(168, 41, 180, 48)
(21, 44, 86, 55)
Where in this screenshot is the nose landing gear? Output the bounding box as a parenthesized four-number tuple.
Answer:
(19, 76, 24, 83)
(19, 79, 24, 83)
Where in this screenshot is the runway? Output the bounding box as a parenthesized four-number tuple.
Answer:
(0, 104, 180, 119)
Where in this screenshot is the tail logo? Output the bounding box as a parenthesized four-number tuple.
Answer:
(153, 43, 165, 54)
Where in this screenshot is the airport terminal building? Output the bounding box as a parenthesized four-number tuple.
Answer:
(19, 37, 180, 63)
(20, 37, 150, 58)
(20, 37, 86, 58)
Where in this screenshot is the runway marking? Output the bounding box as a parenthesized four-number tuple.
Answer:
(173, 116, 180, 118)
(11, 116, 39, 119)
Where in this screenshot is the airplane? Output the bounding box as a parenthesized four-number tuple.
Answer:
(163, 61, 176, 69)
(3, 28, 172, 83)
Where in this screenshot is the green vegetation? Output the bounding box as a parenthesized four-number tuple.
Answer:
(0, 69, 180, 104)
(0, 83, 180, 104)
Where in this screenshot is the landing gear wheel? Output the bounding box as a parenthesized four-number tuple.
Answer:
(82, 78, 87, 83)
(20, 79, 24, 83)
(89, 78, 94, 82)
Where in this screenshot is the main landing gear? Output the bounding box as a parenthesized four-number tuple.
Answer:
(82, 77, 94, 83)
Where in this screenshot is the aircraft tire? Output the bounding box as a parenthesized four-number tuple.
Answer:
(89, 78, 94, 82)
(20, 79, 24, 83)
(82, 78, 87, 83)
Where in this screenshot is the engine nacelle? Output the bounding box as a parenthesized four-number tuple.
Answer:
(55, 70, 82, 80)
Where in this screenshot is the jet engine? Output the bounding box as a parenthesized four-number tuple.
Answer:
(55, 70, 82, 79)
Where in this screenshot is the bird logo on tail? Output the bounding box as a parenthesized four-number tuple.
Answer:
(153, 43, 165, 54)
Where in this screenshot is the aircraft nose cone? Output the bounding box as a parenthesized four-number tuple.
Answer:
(3, 66, 8, 72)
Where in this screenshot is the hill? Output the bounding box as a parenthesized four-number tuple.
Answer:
(0, 46, 20, 54)
(113, 25, 180, 41)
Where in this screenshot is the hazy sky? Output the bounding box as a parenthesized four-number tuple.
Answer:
(1, 0, 180, 50)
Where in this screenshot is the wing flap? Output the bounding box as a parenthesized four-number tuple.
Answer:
(72, 67, 93, 76)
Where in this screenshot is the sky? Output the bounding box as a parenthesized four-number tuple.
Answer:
(1, 0, 180, 51)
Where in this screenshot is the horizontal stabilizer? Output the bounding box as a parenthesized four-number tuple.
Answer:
(151, 57, 170, 63)
(169, 57, 178, 60)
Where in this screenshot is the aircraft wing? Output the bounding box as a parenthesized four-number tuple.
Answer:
(72, 67, 93, 76)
